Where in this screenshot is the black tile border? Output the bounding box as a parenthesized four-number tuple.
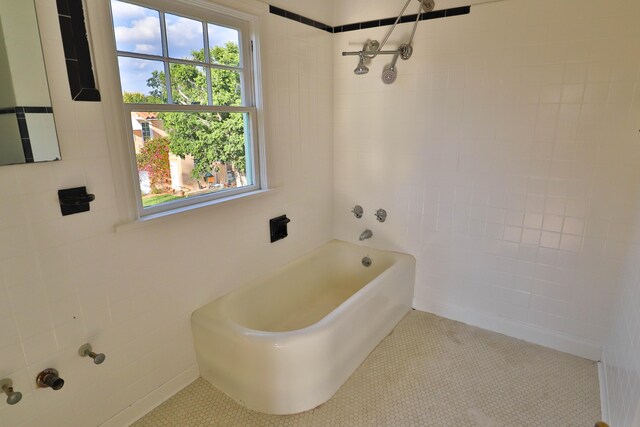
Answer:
(269, 5, 470, 34)
(57, 0, 101, 102)
(16, 111, 34, 163)
(269, 6, 333, 33)
(0, 106, 54, 115)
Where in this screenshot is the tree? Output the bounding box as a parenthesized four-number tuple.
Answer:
(123, 92, 162, 104)
(136, 137, 171, 194)
(143, 43, 246, 180)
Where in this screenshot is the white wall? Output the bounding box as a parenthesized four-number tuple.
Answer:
(0, 0, 333, 425)
(604, 250, 640, 426)
(601, 16, 640, 415)
(333, 0, 640, 360)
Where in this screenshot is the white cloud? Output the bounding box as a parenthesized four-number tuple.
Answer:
(114, 16, 162, 54)
(208, 25, 238, 49)
(118, 57, 163, 94)
(111, 0, 150, 21)
(135, 44, 157, 54)
(165, 15, 204, 59)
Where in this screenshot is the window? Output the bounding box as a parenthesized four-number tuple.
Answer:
(141, 121, 152, 140)
(110, 0, 261, 216)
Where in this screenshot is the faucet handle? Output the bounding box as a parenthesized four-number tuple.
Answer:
(351, 205, 363, 219)
(79, 343, 106, 365)
(0, 379, 22, 405)
(374, 208, 387, 223)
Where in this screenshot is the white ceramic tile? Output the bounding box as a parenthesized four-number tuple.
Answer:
(0, 1, 335, 425)
(20, 329, 57, 365)
(333, 5, 639, 413)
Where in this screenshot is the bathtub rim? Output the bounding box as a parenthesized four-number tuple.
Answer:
(191, 239, 416, 338)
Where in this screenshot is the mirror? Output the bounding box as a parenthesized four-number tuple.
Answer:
(0, 0, 60, 165)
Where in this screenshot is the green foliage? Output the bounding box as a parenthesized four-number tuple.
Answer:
(136, 137, 171, 194)
(123, 92, 162, 104)
(142, 193, 183, 207)
(140, 42, 246, 179)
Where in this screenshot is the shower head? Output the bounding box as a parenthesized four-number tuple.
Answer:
(354, 54, 369, 75)
(381, 66, 397, 84)
(382, 50, 400, 84)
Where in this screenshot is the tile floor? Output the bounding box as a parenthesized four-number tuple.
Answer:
(133, 310, 601, 426)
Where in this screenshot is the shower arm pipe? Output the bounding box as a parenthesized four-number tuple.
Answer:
(407, 0, 424, 47)
(341, 0, 425, 58)
(341, 50, 404, 57)
(378, 0, 414, 50)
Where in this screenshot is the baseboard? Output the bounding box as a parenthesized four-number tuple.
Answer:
(598, 357, 610, 423)
(413, 297, 602, 361)
(100, 364, 200, 427)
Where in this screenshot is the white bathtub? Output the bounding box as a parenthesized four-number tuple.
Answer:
(191, 239, 415, 415)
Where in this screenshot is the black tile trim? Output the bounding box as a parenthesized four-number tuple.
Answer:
(11, 112, 34, 163)
(0, 106, 53, 115)
(268, 5, 333, 33)
(269, 5, 470, 34)
(57, 0, 101, 102)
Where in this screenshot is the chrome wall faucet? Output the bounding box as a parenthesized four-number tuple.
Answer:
(359, 229, 373, 241)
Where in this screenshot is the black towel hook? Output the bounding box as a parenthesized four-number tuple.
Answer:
(58, 186, 95, 216)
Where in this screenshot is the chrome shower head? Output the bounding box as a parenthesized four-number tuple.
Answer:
(381, 66, 397, 84)
(382, 50, 401, 84)
(354, 54, 369, 75)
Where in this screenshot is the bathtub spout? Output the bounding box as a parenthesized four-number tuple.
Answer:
(359, 229, 373, 241)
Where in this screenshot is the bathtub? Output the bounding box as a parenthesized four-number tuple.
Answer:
(191, 239, 415, 414)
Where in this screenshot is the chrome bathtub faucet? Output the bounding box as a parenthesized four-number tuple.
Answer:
(359, 229, 373, 241)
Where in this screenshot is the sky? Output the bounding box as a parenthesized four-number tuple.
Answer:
(111, 0, 240, 96)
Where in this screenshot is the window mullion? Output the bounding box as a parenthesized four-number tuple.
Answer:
(202, 21, 214, 106)
(159, 10, 172, 104)
(124, 104, 256, 114)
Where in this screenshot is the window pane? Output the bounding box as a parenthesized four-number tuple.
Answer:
(118, 57, 166, 103)
(208, 24, 240, 67)
(131, 111, 253, 209)
(169, 63, 208, 105)
(165, 14, 205, 62)
(111, 0, 162, 56)
(211, 69, 242, 106)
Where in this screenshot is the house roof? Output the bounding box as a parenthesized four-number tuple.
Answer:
(136, 112, 159, 120)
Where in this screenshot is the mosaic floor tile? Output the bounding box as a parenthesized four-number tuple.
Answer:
(133, 311, 600, 426)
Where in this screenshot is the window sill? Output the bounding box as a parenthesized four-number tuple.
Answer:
(114, 188, 276, 233)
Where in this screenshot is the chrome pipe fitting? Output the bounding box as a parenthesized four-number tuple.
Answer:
(0, 379, 22, 405)
(36, 369, 64, 390)
(79, 343, 106, 365)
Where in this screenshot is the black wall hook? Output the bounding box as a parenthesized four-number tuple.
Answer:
(58, 186, 95, 216)
(270, 215, 291, 243)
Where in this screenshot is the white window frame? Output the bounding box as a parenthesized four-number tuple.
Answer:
(100, 0, 266, 221)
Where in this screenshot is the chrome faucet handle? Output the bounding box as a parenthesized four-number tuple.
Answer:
(351, 205, 364, 219)
(0, 379, 22, 405)
(374, 209, 387, 223)
(78, 343, 106, 365)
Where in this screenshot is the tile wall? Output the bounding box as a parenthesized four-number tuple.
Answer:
(0, 0, 333, 425)
(605, 251, 640, 426)
(333, 0, 640, 361)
